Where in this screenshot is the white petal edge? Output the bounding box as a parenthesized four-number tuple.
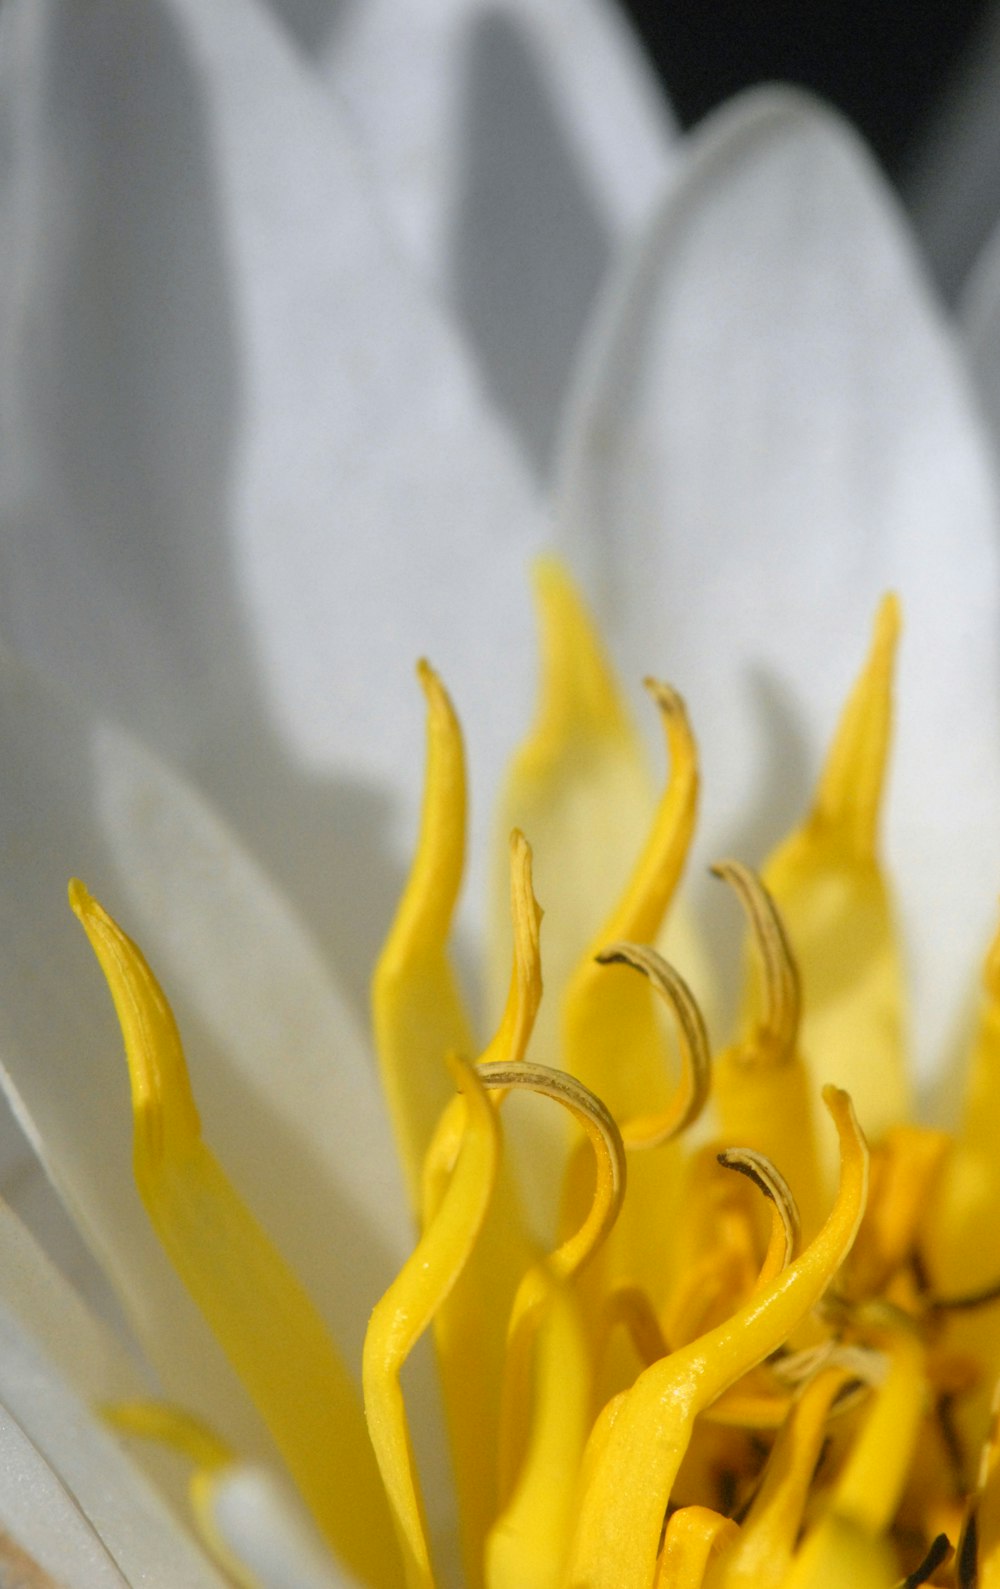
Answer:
(0, 1298, 225, 1587)
(0, 0, 544, 1011)
(0, 642, 410, 1460)
(321, 0, 676, 279)
(958, 208, 1000, 450)
(555, 86, 1000, 1083)
(317, 0, 677, 471)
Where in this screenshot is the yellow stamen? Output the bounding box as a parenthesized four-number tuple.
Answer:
(596, 1284, 669, 1373)
(489, 558, 653, 1119)
(716, 1148, 800, 1285)
(480, 1062, 624, 1500)
(481, 831, 544, 1072)
(781, 1329, 925, 1589)
(656, 1507, 740, 1588)
(594, 942, 711, 1149)
(373, 660, 476, 1213)
(364, 1054, 499, 1589)
(762, 595, 910, 1145)
(103, 1399, 232, 1471)
(485, 1275, 591, 1589)
(968, 1378, 1000, 1586)
(103, 1401, 258, 1587)
(564, 678, 698, 1119)
(70, 881, 398, 1588)
(713, 863, 823, 1236)
(565, 1087, 868, 1589)
(417, 832, 541, 1586)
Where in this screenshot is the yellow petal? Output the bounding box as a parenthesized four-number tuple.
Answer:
(829, 1328, 927, 1537)
(71, 882, 398, 1588)
(564, 678, 698, 1121)
(417, 836, 542, 1586)
(485, 1275, 591, 1589)
(762, 596, 910, 1150)
(565, 1088, 868, 1589)
(490, 557, 654, 1063)
(775, 1516, 897, 1589)
(926, 916, 1000, 1292)
(364, 1054, 499, 1589)
(373, 661, 477, 1213)
(777, 1329, 925, 1589)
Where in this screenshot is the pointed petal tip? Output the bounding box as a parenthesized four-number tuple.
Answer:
(67, 878, 91, 920)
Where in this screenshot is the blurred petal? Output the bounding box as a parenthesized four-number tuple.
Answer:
(904, 2, 1000, 303)
(315, 0, 676, 472)
(958, 214, 1000, 446)
(206, 1466, 351, 1589)
(556, 87, 1000, 1077)
(0, 1295, 224, 1586)
(0, 644, 409, 1463)
(0, 0, 543, 1015)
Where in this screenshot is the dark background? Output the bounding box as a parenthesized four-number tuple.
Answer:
(617, 0, 989, 177)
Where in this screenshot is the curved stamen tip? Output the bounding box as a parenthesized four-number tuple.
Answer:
(642, 677, 685, 718)
(595, 941, 711, 1148)
(478, 1060, 626, 1276)
(717, 1146, 801, 1272)
(712, 860, 801, 1064)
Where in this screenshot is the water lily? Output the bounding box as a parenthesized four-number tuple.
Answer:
(3, 0, 1000, 1584)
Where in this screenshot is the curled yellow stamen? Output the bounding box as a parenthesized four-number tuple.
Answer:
(478, 1062, 625, 1284)
(594, 942, 711, 1149)
(566, 1087, 868, 1589)
(364, 1054, 499, 1589)
(564, 680, 699, 1117)
(478, 1063, 624, 1505)
(479, 1064, 625, 1580)
(712, 863, 823, 1236)
(717, 1148, 800, 1285)
(712, 861, 800, 1067)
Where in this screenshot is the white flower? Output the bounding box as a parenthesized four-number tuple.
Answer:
(1, 0, 1000, 1582)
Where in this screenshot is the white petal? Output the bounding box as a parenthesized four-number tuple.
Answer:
(556, 87, 1000, 1080)
(0, 1198, 200, 1521)
(318, 0, 676, 471)
(209, 1466, 353, 1589)
(0, 645, 409, 1458)
(0, 1298, 224, 1586)
(0, 0, 543, 1011)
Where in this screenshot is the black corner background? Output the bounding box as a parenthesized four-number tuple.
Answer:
(616, 0, 989, 176)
